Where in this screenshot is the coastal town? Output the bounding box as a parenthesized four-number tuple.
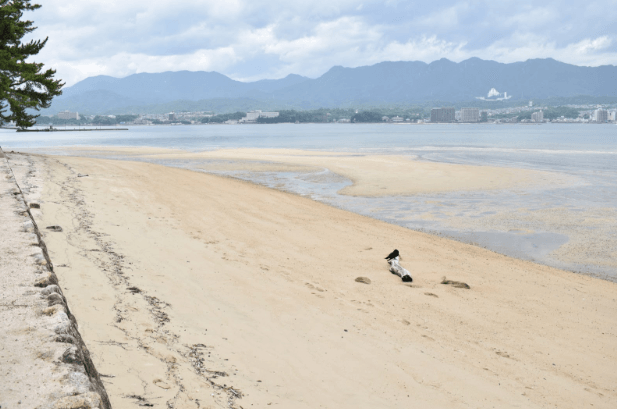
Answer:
(33, 103, 617, 127)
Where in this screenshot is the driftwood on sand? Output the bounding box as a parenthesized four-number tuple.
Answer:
(388, 257, 412, 282)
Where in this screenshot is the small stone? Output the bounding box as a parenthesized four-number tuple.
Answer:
(441, 277, 470, 289)
(355, 277, 371, 284)
(55, 334, 76, 344)
(53, 392, 101, 409)
(47, 292, 65, 306)
(46, 225, 63, 232)
(29, 203, 40, 209)
(34, 272, 58, 287)
(42, 284, 62, 296)
(43, 304, 67, 316)
(61, 346, 83, 365)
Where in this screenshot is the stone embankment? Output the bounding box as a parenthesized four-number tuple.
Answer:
(0, 147, 111, 409)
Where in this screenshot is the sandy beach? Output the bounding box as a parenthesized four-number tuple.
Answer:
(40, 146, 575, 196)
(6, 151, 616, 409)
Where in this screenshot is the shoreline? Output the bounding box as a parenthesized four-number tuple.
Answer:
(14, 146, 616, 281)
(6, 151, 616, 408)
(22, 121, 615, 128)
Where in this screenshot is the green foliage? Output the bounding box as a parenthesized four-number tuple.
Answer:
(256, 109, 332, 123)
(516, 106, 580, 121)
(200, 111, 246, 123)
(351, 111, 383, 123)
(35, 115, 87, 125)
(0, 0, 63, 128)
(91, 115, 117, 125)
(541, 106, 580, 119)
(115, 114, 138, 123)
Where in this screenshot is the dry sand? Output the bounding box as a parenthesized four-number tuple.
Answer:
(9, 152, 617, 409)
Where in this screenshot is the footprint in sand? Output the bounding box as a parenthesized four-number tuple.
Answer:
(305, 282, 325, 292)
(153, 378, 172, 389)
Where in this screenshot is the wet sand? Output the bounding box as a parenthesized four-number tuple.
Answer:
(27, 146, 574, 196)
(9, 151, 617, 408)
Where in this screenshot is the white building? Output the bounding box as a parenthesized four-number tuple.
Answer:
(391, 116, 404, 122)
(594, 109, 608, 123)
(609, 110, 617, 121)
(241, 110, 280, 123)
(531, 110, 544, 122)
(57, 110, 79, 120)
(461, 108, 480, 122)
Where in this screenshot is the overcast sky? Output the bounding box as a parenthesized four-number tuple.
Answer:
(27, 0, 617, 86)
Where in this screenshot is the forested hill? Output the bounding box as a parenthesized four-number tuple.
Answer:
(45, 58, 617, 114)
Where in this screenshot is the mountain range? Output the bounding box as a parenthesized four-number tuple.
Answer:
(44, 58, 617, 115)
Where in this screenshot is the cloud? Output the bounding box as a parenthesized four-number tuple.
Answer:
(24, 0, 617, 85)
(569, 36, 613, 54)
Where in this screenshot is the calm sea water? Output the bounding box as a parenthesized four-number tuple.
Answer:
(2, 123, 616, 280)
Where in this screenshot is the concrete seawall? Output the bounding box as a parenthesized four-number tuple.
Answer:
(0, 147, 111, 408)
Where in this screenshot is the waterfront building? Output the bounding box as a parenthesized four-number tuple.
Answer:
(595, 109, 608, 123)
(430, 107, 455, 123)
(531, 110, 544, 122)
(461, 108, 480, 122)
(57, 110, 79, 120)
(260, 111, 280, 118)
(245, 111, 261, 121)
(609, 110, 617, 121)
(241, 110, 280, 123)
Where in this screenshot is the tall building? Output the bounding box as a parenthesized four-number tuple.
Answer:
(595, 109, 608, 123)
(57, 110, 79, 120)
(531, 110, 544, 122)
(430, 107, 455, 123)
(609, 110, 617, 121)
(460, 108, 480, 123)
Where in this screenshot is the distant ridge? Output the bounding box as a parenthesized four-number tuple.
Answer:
(45, 58, 617, 114)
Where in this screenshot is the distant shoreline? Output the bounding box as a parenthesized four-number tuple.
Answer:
(24, 121, 615, 129)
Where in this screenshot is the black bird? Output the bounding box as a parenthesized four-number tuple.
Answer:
(385, 249, 399, 260)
